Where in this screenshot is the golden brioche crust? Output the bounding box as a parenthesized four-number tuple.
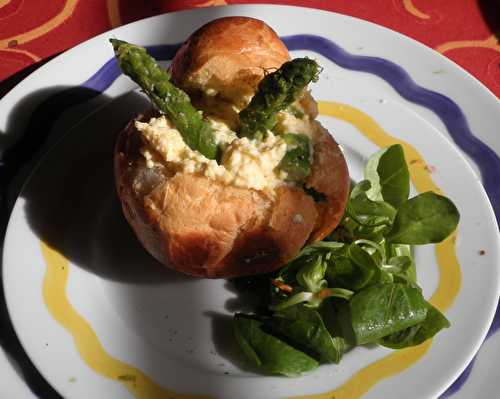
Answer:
(306, 124, 350, 241)
(170, 16, 290, 106)
(114, 116, 324, 278)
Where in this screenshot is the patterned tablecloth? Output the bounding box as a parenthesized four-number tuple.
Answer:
(0, 0, 499, 97)
(0, 1, 499, 399)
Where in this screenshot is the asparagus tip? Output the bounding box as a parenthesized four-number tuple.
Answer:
(109, 38, 129, 52)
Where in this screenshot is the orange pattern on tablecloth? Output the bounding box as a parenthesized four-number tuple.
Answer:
(402, 0, 430, 20)
(0, 0, 78, 48)
(436, 35, 500, 54)
(0, 47, 40, 78)
(196, 0, 227, 6)
(0, 0, 12, 8)
(0, 47, 41, 62)
(107, 0, 122, 28)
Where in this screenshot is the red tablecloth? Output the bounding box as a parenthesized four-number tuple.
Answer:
(0, 0, 499, 98)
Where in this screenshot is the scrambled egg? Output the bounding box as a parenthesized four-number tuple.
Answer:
(221, 134, 288, 190)
(275, 111, 319, 140)
(136, 104, 317, 193)
(136, 116, 291, 192)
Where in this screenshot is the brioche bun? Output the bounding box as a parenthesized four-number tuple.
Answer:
(170, 16, 290, 106)
(114, 17, 349, 278)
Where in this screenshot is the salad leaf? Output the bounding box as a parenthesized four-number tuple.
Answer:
(326, 243, 389, 291)
(382, 256, 412, 274)
(341, 180, 395, 243)
(270, 291, 315, 311)
(354, 239, 385, 264)
(365, 144, 410, 208)
(299, 241, 346, 255)
(231, 144, 459, 377)
(350, 179, 372, 199)
(296, 254, 327, 293)
(273, 305, 344, 363)
(380, 303, 450, 349)
(348, 243, 380, 270)
(232, 314, 318, 376)
(349, 194, 397, 224)
(278, 241, 345, 285)
(326, 254, 377, 291)
(387, 191, 460, 244)
(387, 243, 417, 284)
(320, 301, 353, 351)
(347, 187, 397, 228)
(269, 287, 353, 311)
(349, 283, 428, 344)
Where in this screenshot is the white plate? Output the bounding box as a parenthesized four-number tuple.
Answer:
(2, 5, 500, 399)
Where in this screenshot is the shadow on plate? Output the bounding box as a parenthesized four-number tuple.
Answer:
(1, 85, 110, 211)
(18, 89, 191, 285)
(0, 83, 112, 399)
(2, 86, 198, 399)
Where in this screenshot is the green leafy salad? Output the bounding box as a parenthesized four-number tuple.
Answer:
(232, 144, 460, 376)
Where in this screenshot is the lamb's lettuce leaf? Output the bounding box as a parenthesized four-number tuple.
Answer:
(380, 303, 450, 349)
(365, 144, 410, 208)
(387, 192, 460, 244)
(273, 305, 344, 363)
(349, 283, 428, 345)
(232, 314, 318, 376)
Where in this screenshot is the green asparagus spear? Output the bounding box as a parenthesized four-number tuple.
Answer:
(238, 58, 320, 140)
(110, 39, 219, 160)
(279, 134, 312, 181)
